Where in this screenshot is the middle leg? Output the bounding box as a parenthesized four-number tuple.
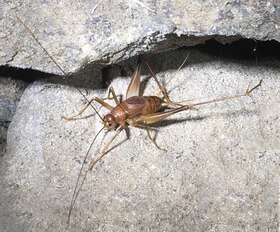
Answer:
(145, 124, 167, 151)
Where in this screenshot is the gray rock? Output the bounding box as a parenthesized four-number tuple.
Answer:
(0, 75, 28, 156)
(1, 0, 279, 74)
(1, 49, 279, 231)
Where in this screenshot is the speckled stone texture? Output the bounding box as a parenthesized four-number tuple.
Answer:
(1, 0, 279, 74)
(0, 76, 27, 155)
(1, 49, 279, 231)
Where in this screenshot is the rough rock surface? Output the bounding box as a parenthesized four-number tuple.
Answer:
(1, 0, 279, 74)
(1, 49, 279, 231)
(0, 76, 27, 156)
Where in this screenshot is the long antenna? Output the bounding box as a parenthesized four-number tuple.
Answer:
(14, 11, 107, 226)
(67, 126, 105, 226)
(15, 15, 103, 121)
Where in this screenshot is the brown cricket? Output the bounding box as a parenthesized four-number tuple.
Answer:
(16, 14, 262, 228)
(63, 56, 262, 226)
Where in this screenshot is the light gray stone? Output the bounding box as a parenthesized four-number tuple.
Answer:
(0, 75, 27, 156)
(1, 49, 279, 231)
(1, 0, 279, 74)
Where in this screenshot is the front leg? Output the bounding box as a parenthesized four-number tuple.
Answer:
(89, 127, 123, 171)
(62, 97, 114, 121)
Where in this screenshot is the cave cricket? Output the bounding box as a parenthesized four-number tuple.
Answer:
(16, 15, 262, 227)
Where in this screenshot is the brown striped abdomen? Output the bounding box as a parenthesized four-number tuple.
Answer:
(110, 96, 163, 125)
(141, 96, 163, 115)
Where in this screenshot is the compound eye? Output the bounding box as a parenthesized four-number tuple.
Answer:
(103, 114, 116, 129)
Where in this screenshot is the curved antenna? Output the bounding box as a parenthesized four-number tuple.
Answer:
(67, 126, 105, 227)
(14, 12, 107, 226)
(15, 15, 103, 121)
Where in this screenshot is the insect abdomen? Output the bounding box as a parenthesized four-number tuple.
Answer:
(142, 96, 163, 115)
(111, 96, 163, 125)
